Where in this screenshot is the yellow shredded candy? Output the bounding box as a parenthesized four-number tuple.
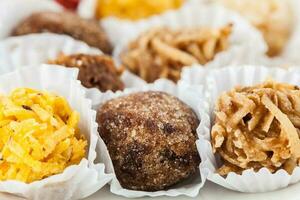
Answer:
(0, 88, 87, 183)
(96, 0, 184, 20)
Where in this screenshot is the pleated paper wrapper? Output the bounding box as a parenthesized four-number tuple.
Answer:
(278, 0, 300, 67)
(87, 79, 207, 198)
(0, 65, 113, 200)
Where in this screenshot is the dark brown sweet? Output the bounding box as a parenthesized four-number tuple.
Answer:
(11, 11, 112, 54)
(97, 91, 200, 191)
(49, 54, 124, 92)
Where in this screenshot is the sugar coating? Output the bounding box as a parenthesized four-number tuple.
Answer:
(97, 91, 200, 191)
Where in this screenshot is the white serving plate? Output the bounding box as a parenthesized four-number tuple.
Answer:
(1, 181, 298, 200)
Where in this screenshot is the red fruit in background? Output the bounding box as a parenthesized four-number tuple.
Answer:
(55, 0, 80, 10)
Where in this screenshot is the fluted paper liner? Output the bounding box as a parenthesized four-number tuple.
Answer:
(88, 79, 207, 197)
(0, 33, 146, 91)
(188, 65, 300, 193)
(0, 65, 113, 199)
(0, 0, 62, 39)
(279, 0, 300, 66)
(77, 0, 98, 19)
(0, 33, 100, 73)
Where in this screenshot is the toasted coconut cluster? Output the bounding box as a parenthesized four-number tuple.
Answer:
(217, 0, 293, 57)
(121, 25, 232, 83)
(212, 80, 300, 175)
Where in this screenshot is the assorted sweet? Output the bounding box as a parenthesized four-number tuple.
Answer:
(48, 54, 124, 92)
(97, 91, 200, 191)
(95, 0, 184, 20)
(0, 88, 87, 183)
(216, 0, 293, 57)
(11, 11, 113, 54)
(2, 0, 300, 196)
(121, 25, 232, 83)
(211, 80, 300, 175)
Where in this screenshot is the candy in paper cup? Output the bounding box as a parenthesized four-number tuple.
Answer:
(88, 79, 207, 197)
(192, 65, 300, 193)
(0, 64, 113, 200)
(107, 2, 267, 70)
(0, 33, 146, 91)
(198, 0, 300, 68)
(232, 0, 300, 67)
(0, 0, 62, 39)
(229, 0, 300, 69)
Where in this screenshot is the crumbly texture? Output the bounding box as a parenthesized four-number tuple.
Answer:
(97, 91, 200, 191)
(217, 0, 293, 56)
(212, 80, 300, 176)
(121, 25, 231, 83)
(48, 54, 124, 92)
(11, 11, 113, 54)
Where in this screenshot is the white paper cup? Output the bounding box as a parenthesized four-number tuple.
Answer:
(0, 0, 62, 40)
(0, 33, 101, 73)
(78, 0, 98, 19)
(187, 65, 300, 193)
(279, 0, 300, 66)
(88, 79, 207, 197)
(0, 33, 146, 92)
(181, 65, 211, 89)
(0, 64, 113, 199)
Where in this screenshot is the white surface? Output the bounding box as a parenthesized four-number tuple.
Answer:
(86, 181, 300, 200)
(0, 180, 299, 200)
